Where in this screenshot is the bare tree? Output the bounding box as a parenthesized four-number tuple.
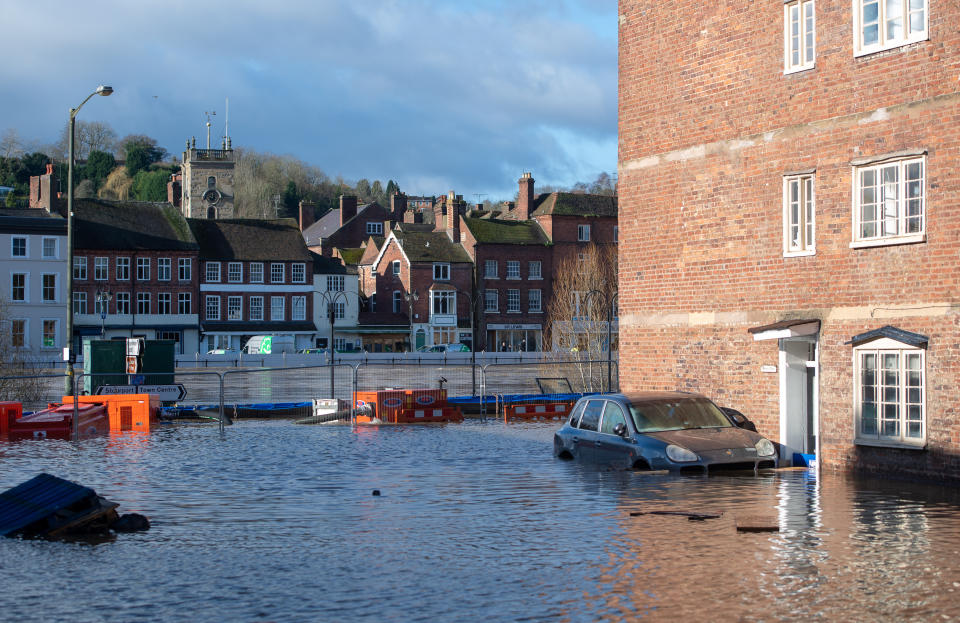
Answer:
(0, 298, 54, 408)
(56, 120, 118, 160)
(546, 243, 618, 392)
(0, 128, 24, 158)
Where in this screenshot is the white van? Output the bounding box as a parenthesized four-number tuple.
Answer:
(243, 335, 296, 354)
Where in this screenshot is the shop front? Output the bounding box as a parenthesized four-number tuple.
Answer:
(486, 323, 542, 352)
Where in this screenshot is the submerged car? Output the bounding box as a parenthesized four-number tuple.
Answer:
(553, 392, 778, 473)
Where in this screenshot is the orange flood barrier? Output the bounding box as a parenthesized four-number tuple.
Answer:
(502, 402, 574, 421)
(62, 394, 161, 432)
(353, 388, 463, 424)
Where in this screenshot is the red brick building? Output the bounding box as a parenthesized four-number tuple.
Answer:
(618, 0, 960, 479)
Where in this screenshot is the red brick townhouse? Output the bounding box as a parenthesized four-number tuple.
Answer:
(301, 195, 400, 259)
(189, 218, 317, 353)
(72, 199, 200, 354)
(618, 0, 960, 479)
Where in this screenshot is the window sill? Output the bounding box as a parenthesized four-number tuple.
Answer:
(485, 276, 499, 280)
(506, 277, 521, 281)
(850, 234, 925, 249)
(528, 277, 542, 281)
(507, 311, 522, 314)
(855, 438, 926, 451)
(528, 310, 543, 314)
(485, 309, 499, 314)
(783, 63, 815, 76)
(854, 36, 929, 59)
(783, 249, 816, 258)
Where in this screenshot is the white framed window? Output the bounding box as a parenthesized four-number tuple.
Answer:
(392, 260, 401, 276)
(41, 319, 57, 348)
(206, 262, 221, 283)
(94, 293, 109, 315)
(852, 156, 924, 247)
(73, 292, 86, 315)
(250, 296, 264, 321)
(327, 301, 345, 320)
(205, 295, 220, 320)
(41, 237, 58, 259)
(334, 337, 348, 351)
(784, 0, 815, 73)
(11, 273, 26, 302)
(578, 224, 591, 242)
(116, 257, 130, 281)
(41, 273, 57, 302)
(292, 263, 306, 283)
(432, 290, 455, 315)
(158, 258, 172, 281)
(228, 262, 243, 283)
(292, 296, 306, 321)
(158, 292, 172, 314)
(853, 0, 927, 56)
(178, 258, 192, 281)
(613, 226, 619, 244)
(270, 296, 285, 321)
(136, 257, 150, 281)
(116, 292, 130, 315)
(227, 295, 242, 320)
(529, 289, 542, 312)
(271, 263, 285, 283)
(393, 290, 402, 313)
(366, 222, 383, 235)
(11, 236, 26, 257)
(506, 261, 520, 279)
(854, 339, 925, 448)
(11, 319, 25, 348)
(485, 260, 498, 278)
(528, 261, 542, 280)
(327, 275, 344, 292)
(433, 263, 450, 281)
(137, 292, 150, 315)
(74, 257, 87, 280)
(94, 257, 108, 281)
(485, 289, 498, 312)
(783, 173, 816, 256)
(507, 289, 521, 313)
(177, 292, 191, 314)
(250, 262, 263, 283)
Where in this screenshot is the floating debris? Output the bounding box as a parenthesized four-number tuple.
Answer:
(372, 490, 381, 497)
(630, 509, 723, 521)
(735, 515, 780, 532)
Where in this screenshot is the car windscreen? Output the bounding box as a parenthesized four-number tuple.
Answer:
(628, 397, 732, 432)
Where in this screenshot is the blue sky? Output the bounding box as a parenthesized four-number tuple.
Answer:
(0, 0, 617, 200)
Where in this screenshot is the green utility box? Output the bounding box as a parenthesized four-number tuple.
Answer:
(82, 339, 176, 394)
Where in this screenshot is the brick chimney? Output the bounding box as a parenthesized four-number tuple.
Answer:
(298, 200, 316, 231)
(448, 195, 463, 243)
(29, 163, 59, 213)
(340, 195, 358, 227)
(517, 172, 535, 220)
(167, 172, 182, 208)
(390, 191, 407, 223)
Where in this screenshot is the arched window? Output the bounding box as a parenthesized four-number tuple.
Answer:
(207, 206, 216, 219)
(207, 176, 216, 188)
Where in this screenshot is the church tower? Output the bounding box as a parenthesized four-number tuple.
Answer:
(180, 135, 235, 219)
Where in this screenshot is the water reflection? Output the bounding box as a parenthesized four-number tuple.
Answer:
(0, 421, 958, 621)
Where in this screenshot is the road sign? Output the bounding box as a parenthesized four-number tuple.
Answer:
(95, 385, 137, 395)
(94, 384, 186, 401)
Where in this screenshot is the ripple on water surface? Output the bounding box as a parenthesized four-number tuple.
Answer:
(1, 420, 960, 622)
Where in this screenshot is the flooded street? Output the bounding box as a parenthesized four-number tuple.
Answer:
(2, 420, 959, 621)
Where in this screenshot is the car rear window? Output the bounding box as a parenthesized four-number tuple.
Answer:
(578, 400, 604, 432)
(568, 401, 586, 427)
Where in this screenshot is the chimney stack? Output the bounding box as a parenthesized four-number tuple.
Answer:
(448, 195, 464, 243)
(517, 172, 535, 220)
(390, 191, 407, 223)
(340, 195, 358, 227)
(298, 200, 316, 231)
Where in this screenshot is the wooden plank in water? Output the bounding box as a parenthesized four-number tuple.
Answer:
(630, 509, 723, 520)
(736, 516, 780, 532)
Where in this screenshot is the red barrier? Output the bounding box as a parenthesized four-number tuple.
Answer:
(503, 402, 573, 421)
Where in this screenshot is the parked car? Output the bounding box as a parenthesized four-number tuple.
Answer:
(298, 348, 328, 355)
(206, 348, 237, 355)
(418, 343, 471, 353)
(553, 392, 778, 473)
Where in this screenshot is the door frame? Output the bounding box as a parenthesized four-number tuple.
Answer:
(778, 336, 819, 467)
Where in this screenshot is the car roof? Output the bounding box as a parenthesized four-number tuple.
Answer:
(590, 391, 708, 404)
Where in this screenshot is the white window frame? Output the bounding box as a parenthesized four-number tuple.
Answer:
(851, 156, 925, 248)
(250, 262, 263, 283)
(177, 292, 191, 314)
(578, 224, 591, 242)
(392, 260, 401, 276)
(433, 263, 450, 281)
(529, 289, 542, 313)
(205, 295, 220, 321)
(206, 262, 221, 283)
(178, 258, 192, 281)
(431, 290, 455, 315)
(528, 261, 542, 280)
(485, 260, 498, 279)
(11, 319, 26, 348)
(366, 222, 383, 235)
(506, 261, 520, 280)
(507, 289, 521, 313)
(11, 272, 27, 302)
(485, 289, 498, 312)
(270, 296, 285, 321)
(326, 275, 344, 292)
(271, 263, 285, 283)
(73, 291, 87, 315)
(228, 262, 243, 283)
(783, 173, 816, 256)
(41, 319, 58, 349)
(94, 257, 108, 281)
(393, 290, 402, 313)
(853, 0, 927, 57)
(115, 292, 130, 315)
(784, 0, 816, 73)
(249, 296, 264, 321)
(292, 295, 306, 321)
(853, 337, 925, 449)
(41, 273, 57, 303)
(74, 257, 87, 281)
(136, 257, 150, 281)
(136, 292, 151, 315)
(41, 237, 58, 259)
(116, 257, 130, 281)
(158, 292, 172, 315)
(11, 236, 27, 258)
(158, 258, 172, 281)
(227, 295, 242, 320)
(292, 263, 306, 284)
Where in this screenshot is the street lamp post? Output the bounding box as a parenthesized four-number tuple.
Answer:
(67, 85, 113, 441)
(96, 289, 112, 337)
(453, 286, 478, 397)
(318, 289, 349, 398)
(404, 290, 419, 351)
(582, 288, 618, 393)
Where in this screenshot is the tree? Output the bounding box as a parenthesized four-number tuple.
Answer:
(385, 180, 399, 198)
(546, 242, 618, 391)
(74, 179, 96, 199)
(80, 150, 116, 191)
(56, 120, 117, 160)
(20, 152, 51, 179)
(99, 167, 133, 200)
(355, 178, 371, 202)
(117, 134, 167, 163)
(131, 169, 170, 201)
(281, 180, 300, 218)
(125, 145, 153, 177)
(0, 128, 24, 158)
(371, 180, 384, 204)
(0, 297, 48, 406)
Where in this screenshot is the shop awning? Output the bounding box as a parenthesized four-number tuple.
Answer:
(748, 319, 820, 341)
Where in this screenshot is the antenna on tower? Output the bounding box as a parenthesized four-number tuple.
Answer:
(224, 98, 229, 141)
(204, 110, 217, 149)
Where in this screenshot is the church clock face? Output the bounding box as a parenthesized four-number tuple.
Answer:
(202, 188, 222, 205)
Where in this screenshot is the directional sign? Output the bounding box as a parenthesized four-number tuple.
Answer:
(94, 384, 186, 401)
(95, 385, 137, 395)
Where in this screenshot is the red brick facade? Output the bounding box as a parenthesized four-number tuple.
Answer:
(618, 0, 960, 479)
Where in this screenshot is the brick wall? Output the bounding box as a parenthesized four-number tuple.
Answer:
(618, 0, 960, 479)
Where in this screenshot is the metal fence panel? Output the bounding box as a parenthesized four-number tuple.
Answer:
(222, 364, 357, 405)
(0, 373, 71, 412)
(355, 362, 480, 397)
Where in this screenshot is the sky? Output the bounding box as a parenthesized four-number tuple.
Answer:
(0, 0, 617, 200)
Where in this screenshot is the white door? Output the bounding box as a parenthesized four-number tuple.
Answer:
(779, 338, 818, 465)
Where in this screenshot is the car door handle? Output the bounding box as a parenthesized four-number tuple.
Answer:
(572, 437, 580, 443)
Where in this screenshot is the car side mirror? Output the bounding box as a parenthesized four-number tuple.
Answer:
(720, 407, 757, 432)
(613, 422, 628, 438)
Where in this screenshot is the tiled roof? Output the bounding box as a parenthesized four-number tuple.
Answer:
(311, 251, 349, 275)
(302, 203, 383, 245)
(464, 217, 550, 245)
(530, 192, 618, 218)
(74, 199, 197, 251)
(846, 325, 929, 348)
(0, 210, 65, 235)
(188, 218, 312, 261)
(393, 231, 471, 263)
